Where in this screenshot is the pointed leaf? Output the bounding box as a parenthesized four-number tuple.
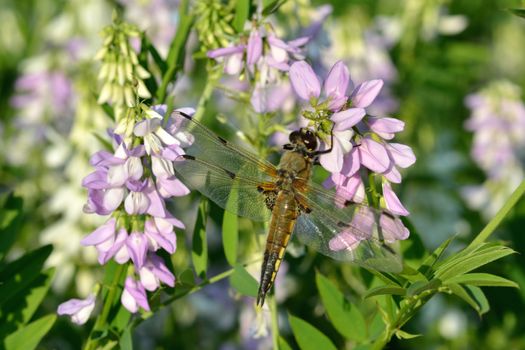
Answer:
(436, 246, 515, 281)
(447, 283, 490, 315)
(364, 285, 406, 298)
(4, 314, 56, 350)
(0, 194, 23, 262)
(289, 314, 337, 350)
(510, 8, 525, 18)
(230, 264, 258, 297)
(234, 0, 250, 33)
(446, 273, 519, 288)
(120, 327, 133, 350)
(192, 198, 208, 279)
(278, 336, 293, 350)
(394, 329, 421, 339)
(418, 236, 454, 278)
(316, 272, 366, 341)
(406, 279, 441, 296)
(222, 187, 239, 266)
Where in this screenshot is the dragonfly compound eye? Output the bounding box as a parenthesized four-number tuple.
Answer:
(301, 129, 318, 151)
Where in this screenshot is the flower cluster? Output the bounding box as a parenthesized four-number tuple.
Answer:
(207, 20, 309, 113)
(96, 15, 151, 136)
(58, 105, 193, 322)
(289, 60, 415, 249)
(462, 81, 525, 218)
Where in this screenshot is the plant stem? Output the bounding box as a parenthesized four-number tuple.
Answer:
(469, 179, 525, 247)
(191, 67, 222, 122)
(84, 263, 126, 350)
(269, 295, 280, 349)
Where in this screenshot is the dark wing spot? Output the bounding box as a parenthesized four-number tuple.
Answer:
(217, 136, 228, 145)
(224, 169, 236, 179)
(382, 211, 396, 220)
(177, 111, 193, 120)
(337, 221, 350, 228)
(182, 154, 196, 160)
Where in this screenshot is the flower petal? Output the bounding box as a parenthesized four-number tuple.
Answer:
(207, 45, 245, 59)
(289, 61, 321, 101)
(386, 143, 416, 168)
(57, 294, 96, 325)
(247, 30, 263, 65)
(332, 108, 366, 131)
(351, 79, 384, 108)
(81, 218, 116, 246)
(324, 60, 350, 100)
(359, 138, 390, 173)
(368, 116, 404, 134)
(341, 147, 361, 177)
(382, 182, 410, 216)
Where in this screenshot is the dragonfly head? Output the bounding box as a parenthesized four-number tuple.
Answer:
(289, 128, 318, 153)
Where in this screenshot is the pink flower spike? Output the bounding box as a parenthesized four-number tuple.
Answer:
(99, 228, 128, 265)
(359, 138, 391, 173)
(121, 277, 150, 313)
(57, 294, 96, 325)
(329, 231, 361, 252)
(351, 79, 384, 108)
(207, 45, 245, 59)
(289, 61, 321, 101)
(387, 143, 416, 168)
(332, 108, 366, 131)
(247, 30, 262, 65)
(81, 218, 116, 246)
(144, 219, 176, 253)
(126, 232, 149, 269)
(324, 61, 350, 101)
(382, 165, 402, 184)
(379, 214, 410, 242)
(341, 147, 361, 177)
(382, 182, 410, 216)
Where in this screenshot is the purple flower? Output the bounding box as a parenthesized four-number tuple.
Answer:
(57, 294, 96, 325)
(139, 254, 175, 291)
(121, 277, 150, 313)
(126, 232, 149, 269)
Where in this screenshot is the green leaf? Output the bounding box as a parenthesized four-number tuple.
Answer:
(288, 314, 337, 350)
(229, 264, 258, 297)
(435, 245, 515, 281)
(509, 8, 525, 19)
(364, 285, 406, 298)
(157, 0, 193, 103)
(120, 327, 133, 350)
(406, 279, 441, 297)
(0, 194, 23, 262)
(446, 273, 519, 288)
(262, 0, 287, 16)
(222, 187, 239, 266)
(192, 198, 209, 279)
(278, 336, 293, 350)
(394, 329, 421, 339)
(418, 236, 454, 278)
(447, 283, 490, 315)
(233, 0, 250, 33)
(4, 314, 56, 350)
(0, 245, 53, 308)
(0, 267, 55, 339)
(315, 273, 366, 341)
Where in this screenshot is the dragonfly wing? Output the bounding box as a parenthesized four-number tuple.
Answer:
(293, 189, 404, 273)
(174, 155, 273, 222)
(171, 111, 278, 179)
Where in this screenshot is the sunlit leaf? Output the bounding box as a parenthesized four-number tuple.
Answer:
(222, 187, 239, 266)
(435, 245, 515, 281)
(0, 194, 23, 262)
(4, 314, 56, 350)
(447, 283, 490, 315)
(364, 285, 406, 298)
(446, 273, 519, 288)
(315, 272, 366, 341)
(406, 279, 441, 296)
(289, 314, 337, 350)
(230, 264, 258, 297)
(192, 198, 208, 279)
(418, 236, 454, 278)
(394, 329, 421, 339)
(278, 336, 293, 350)
(234, 0, 250, 33)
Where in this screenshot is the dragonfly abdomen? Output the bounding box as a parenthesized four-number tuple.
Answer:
(257, 191, 298, 306)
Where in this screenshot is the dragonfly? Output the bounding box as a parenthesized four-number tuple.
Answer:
(171, 111, 405, 306)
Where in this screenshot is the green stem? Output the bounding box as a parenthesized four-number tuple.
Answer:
(269, 295, 280, 349)
(191, 67, 222, 122)
(468, 179, 525, 247)
(84, 264, 127, 350)
(156, 0, 193, 103)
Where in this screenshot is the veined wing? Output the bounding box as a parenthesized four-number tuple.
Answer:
(171, 111, 278, 179)
(293, 181, 406, 273)
(174, 155, 274, 221)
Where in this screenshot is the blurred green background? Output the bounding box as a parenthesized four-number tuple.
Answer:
(1, 0, 525, 349)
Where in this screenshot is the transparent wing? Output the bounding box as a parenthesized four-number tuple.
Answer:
(171, 111, 278, 179)
(293, 181, 405, 273)
(174, 155, 274, 221)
